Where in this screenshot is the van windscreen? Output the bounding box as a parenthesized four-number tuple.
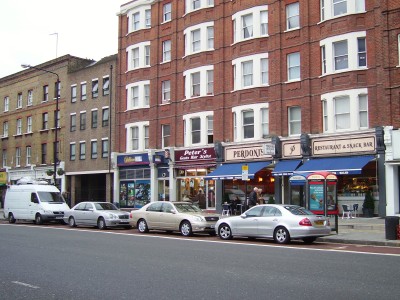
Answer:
(37, 192, 65, 203)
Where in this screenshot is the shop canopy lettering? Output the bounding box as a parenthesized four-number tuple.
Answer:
(233, 148, 263, 158)
(313, 136, 375, 155)
(175, 148, 215, 163)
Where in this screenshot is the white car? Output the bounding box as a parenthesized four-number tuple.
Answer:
(64, 202, 131, 230)
(215, 204, 331, 244)
(130, 201, 220, 236)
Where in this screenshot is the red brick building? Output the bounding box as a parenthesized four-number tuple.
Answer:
(115, 0, 399, 216)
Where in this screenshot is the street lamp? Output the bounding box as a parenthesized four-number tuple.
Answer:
(22, 64, 60, 187)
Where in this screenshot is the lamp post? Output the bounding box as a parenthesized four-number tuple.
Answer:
(21, 64, 60, 187)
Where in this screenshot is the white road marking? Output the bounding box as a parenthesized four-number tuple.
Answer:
(12, 281, 40, 289)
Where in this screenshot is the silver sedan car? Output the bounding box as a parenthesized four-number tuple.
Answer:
(215, 204, 331, 244)
(130, 201, 220, 236)
(64, 202, 131, 230)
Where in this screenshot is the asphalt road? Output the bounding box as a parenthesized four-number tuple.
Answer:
(1, 224, 399, 300)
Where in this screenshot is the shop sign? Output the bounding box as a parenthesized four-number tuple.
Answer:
(175, 147, 216, 164)
(282, 141, 301, 158)
(117, 153, 149, 166)
(225, 144, 272, 161)
(312, 136, 375, 156)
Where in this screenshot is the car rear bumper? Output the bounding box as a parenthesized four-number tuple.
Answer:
(289, 227, 331, 238)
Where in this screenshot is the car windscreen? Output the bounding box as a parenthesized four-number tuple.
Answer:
(37, 192, 65, 203)
(174, 203, 203, 213)
(284, 206, 314, 215)
(95, 203, 117, 210)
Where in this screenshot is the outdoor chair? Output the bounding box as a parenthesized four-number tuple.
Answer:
(342, 204, 353, 219)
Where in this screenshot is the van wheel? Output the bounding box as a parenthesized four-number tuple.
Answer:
(8, 213, 16, 224)
(35, 214, 43, 225)
(97, 217, 107, 230)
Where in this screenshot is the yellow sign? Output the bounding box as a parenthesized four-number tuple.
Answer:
(0, 171, 7, 185)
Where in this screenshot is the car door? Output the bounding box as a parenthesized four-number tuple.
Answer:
(144, 202, 163, 229)
(85, 202, 97, 226)
(235, 206, 263, 236)
(257, 206, 282, 237)
(158, 202, 176, 230)
(72, 202, 87, 225)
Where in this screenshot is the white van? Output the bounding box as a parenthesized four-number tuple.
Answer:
(4, 183, 70, 224)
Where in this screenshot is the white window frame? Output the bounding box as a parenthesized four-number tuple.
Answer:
(320, 31, 367, 75)
(16, 118, 22, 135)
(162, 40, 171, 62)
(162, 80, 171, 103)
(185, 0, 214, 14)
(184, 22, 214, 56)
(4, 96, 9, 112)
(232, 53, 269, 90)
(162, 124, 171, 148)
(70, 143, 76, 161)
(3, 121, 8, 137)
(321, 88, 368, 133)
(17, 93, 22, 108)
(163, 3, 172, 22)
(183, 65, 214, 99)
(287, 52, 300, 82)
(2, 150, 7, 167)
(27, 116, 32, 133)
(26, 146, 32, 166)
(232, 103, 269, 142)
(125, 121, 150, 152)
(286, 2, 300, 31)
(71, 85, 77, 102)
(127, 4, 152, 33)
(15, 147, 21, 167)
(232, 6, 269, 44)
(127, 41, 151, 71)
(79, 142, 86, 160)
(27, 90, 33, 106)
(183, 111, 214, 146)
(320, 0, 365, 22)
(126, 81, 151, 110)
(288, 106, 301, 136)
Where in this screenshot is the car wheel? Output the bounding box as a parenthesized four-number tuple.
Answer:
(68, 216, 77, 227)
(218, 223, 233, 240)
(97, 217, 107, 230)
(302, 237, 317, 244)
(180, 221, 193, 237)
(35, 214, 43, 225)
(8, 213, 16, 224)
(273, 226, 290, 244)
(137, 219, 149, 233)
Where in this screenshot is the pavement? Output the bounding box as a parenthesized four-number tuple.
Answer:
(1, 209, 399, 247)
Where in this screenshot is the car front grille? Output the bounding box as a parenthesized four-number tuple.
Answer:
(53, 211, 64, 216)
(205, 216, 219, 222)
(119, 215, 129, 220)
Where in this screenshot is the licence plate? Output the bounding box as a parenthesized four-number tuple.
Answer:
(314, 220, 324, 225)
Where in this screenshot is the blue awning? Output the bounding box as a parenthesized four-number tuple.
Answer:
(296, 155, 375, 175)
(204, 161, 272, 180)
(272, 159, 302, 176)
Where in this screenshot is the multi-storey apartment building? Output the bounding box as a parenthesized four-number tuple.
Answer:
(115, 0, 400, 217)
(64, 55, 117, 206)
(0, 55, 93, 206)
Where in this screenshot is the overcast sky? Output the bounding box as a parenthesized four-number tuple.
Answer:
(0, 0, 128, 78)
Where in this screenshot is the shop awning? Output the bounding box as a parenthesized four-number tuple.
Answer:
(272, 159, 302, 176)
(204, 161, 271, 180)
(296, 155, 375, 175)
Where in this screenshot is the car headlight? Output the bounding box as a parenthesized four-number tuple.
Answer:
(194, 216, 205, 222)
(108, 213, 118, 219)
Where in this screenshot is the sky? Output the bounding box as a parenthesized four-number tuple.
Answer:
(0, 0, 129, 78)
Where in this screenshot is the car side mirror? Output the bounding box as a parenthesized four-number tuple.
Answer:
(170, 209, 177, 214)
(240, 213, 247, 219)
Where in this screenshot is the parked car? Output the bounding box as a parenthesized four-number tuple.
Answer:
(215, 204, 331, 244)
(64, 202, 131, 230)
(130, 201, 220, 236)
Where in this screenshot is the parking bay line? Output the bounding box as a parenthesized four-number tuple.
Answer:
(12, 281, 40, 289)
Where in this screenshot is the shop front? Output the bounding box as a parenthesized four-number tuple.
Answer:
(296, 132, 381, 217)
(117, 153, 151, 209)
(174, 147, 217, 210)
(384, 126, 400, 216)
(204, 143, 274, 211)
